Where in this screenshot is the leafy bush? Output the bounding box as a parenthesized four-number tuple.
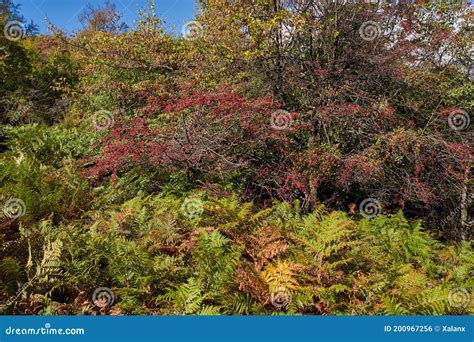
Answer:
(0, 0, 472, 316)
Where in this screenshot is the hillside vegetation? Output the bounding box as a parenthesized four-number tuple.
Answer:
(0, 0, 472, 315)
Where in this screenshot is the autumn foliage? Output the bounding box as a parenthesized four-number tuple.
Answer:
(0, 0, 472, 315)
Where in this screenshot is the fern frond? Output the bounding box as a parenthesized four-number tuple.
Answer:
(0, 258, 25, 295)
(261, 260, 299, 293)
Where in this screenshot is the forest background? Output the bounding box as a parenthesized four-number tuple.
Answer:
(0, 0, 472, 315)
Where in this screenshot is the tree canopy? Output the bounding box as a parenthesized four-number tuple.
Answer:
(0, 0, 472, 315)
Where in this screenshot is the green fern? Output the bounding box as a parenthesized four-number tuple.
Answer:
(159, 278, 208, 314)
(0, 258, 25, 295)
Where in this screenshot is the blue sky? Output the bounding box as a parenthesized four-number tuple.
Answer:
(15, 0, 473, 35)
(16, 0, 197, 34)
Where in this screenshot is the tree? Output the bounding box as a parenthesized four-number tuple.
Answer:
(0, 0, 37, 34)
(78, 1, 128, 34)
(193, 0, 473, 237)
